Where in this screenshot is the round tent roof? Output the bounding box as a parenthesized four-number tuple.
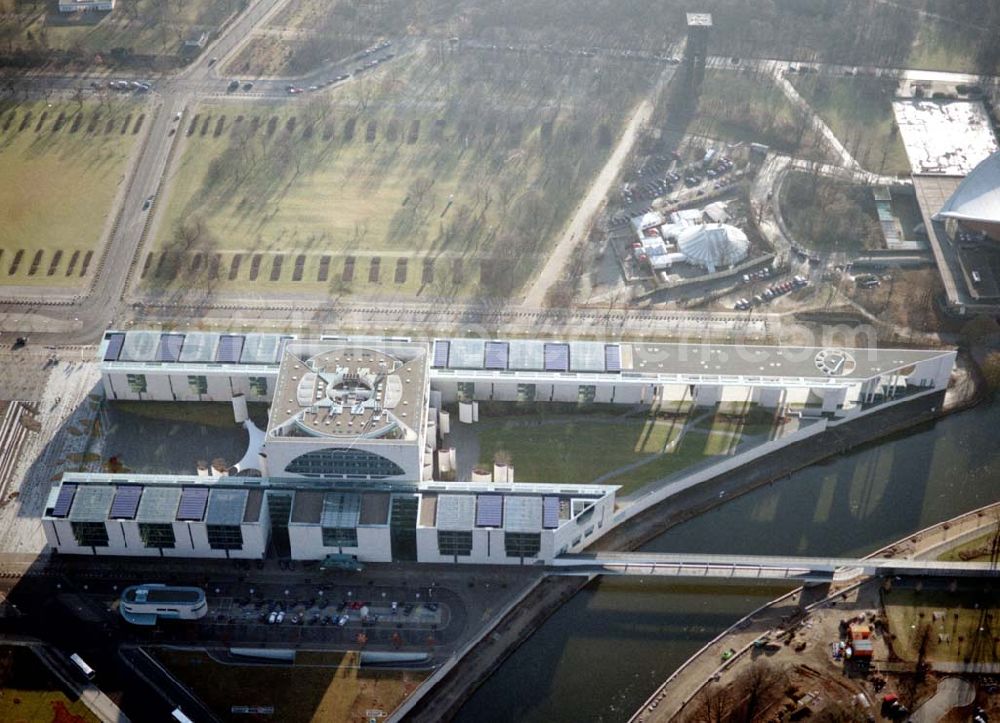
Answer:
(934, 150, 1000, 227)
(677, 223, 749, 272)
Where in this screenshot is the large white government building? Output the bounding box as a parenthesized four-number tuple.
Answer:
(43, 331, 956, 565)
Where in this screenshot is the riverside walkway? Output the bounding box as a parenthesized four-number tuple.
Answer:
(551, 552, 999, 583)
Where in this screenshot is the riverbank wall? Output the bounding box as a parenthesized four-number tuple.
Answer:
(630, 498, 1000, 722)
(397, 354, 986, 721)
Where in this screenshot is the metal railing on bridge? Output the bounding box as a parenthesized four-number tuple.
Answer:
(550, 552, 999, 583)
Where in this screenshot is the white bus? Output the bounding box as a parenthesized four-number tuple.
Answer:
(69, 653, 95, 679)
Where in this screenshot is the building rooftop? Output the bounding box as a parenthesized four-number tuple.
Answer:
(934, 151, 1000, 226)
(893, 100, 999, 175)
(267, 341, 428, 443)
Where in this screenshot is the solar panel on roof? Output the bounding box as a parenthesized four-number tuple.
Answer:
(432, 340, 450, 368)
(155, 334, 184, 362)
(51, 484, 77, 518)
(605, 345, 622, 372)
(484, 341, 509, 370)
(476, 494, 503, 527)
(543, 343, 570, 371)
(177, 487, 209, 521)
(103, 333, 125, 362)
(216, 335, 245, 363)
(542, 496, 560, 529)
(110, 486, 142, 519)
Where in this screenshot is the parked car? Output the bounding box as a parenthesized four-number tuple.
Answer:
(337, 615, 349, 626)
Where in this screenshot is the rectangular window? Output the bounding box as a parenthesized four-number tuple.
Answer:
(578, 384, 597, 405)
(126, 374, 147, 394)
(321, 527, 358, 547)
(187, 375, 208, 395)
(437, 530, 473, 557)
(248, 376, 268, 396)
(504, 532, 541, 558)
(516, 383, 536, 403)
(206, 525, 243, 551)
(139, 523, 176, 549)
(456, 381, 475, 403)
(71, 521, 109, 548)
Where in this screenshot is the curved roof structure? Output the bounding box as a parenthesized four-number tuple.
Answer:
(934, 151, 1000, 228)
(677, 223, 749, 272)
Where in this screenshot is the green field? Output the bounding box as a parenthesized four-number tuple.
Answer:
(472, 405, 779, 496)
(157, 649, 427, 723)
(683, 69, 827, 161)
(0, 98, 143, 287)
(146, 49, 652, 300)
(0, 0, 240, 61)
(883, 586, 1000, 665)
(790, 74, 910, 175)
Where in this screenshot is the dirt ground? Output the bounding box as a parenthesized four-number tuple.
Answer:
(672, 577, 1000, 722)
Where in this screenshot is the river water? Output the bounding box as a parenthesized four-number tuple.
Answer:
(455, 397, 1000, 722)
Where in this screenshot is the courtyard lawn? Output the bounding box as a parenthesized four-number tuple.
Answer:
(156, 649, 427, 723)
(0, 99, 144, 287)
(789, 74, 910, 175)
(476, 418, 661, 484)
(0, 0, 240, 58)
(472, 405, 778, 494)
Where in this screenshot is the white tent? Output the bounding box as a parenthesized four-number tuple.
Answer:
(677, 223, 749, 273)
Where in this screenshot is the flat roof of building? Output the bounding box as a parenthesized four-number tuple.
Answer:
(268, 341, 427, 442)
(893, 100, 999, 175)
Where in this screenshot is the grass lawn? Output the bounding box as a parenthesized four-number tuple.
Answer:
(147, 48, 651, 301)
(473, 406, 777, 495)
(156, 649, 427, 723)
(0, 0, 240, 59)
(0, 99, 143, 287)
(0, 645, 99, 723)
(476, 418, 664, 484)
(779, 170, 883, 255)
(882, 586, 1000, 665)
(790, 74, 910, 175)
(682, 69, 827, 161)
(907, 20, 985, 74)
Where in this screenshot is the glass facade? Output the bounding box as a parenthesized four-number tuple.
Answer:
(437, 530, 473, 557)
(139, 523, 176, 549)
(71, 521, 109, 547)
(390, 495, 418, 562)
(504, 532, 541, 558)
(206, 524, 244, 551)
(321, 527, 358, 547)
(516, 383, 536, 403)
(578, 384, 597, 404)
(248, 376, 268, 396)
(126, 374, 147, 394)
(187, 375, 208, 395)
(285, 448, 405, 479)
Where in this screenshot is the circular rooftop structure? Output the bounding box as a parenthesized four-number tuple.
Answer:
(934, 150, 1000, 241)
(676, 223, 749, 272)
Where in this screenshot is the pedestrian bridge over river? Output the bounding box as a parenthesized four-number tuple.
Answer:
(550, 552, 1000, 583)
